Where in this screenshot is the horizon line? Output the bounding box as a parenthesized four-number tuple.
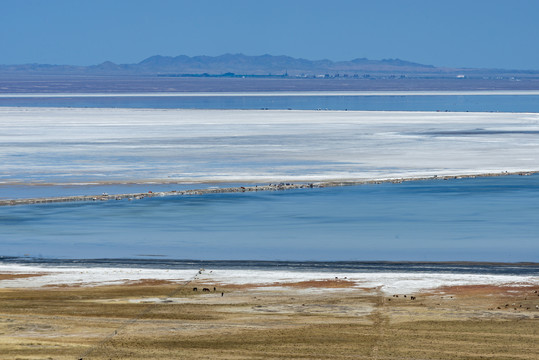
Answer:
(3, 53, 538, 73)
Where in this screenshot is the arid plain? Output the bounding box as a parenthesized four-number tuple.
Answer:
(1, 271, 537, 360)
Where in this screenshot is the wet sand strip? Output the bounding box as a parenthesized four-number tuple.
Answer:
(0, 273, 45, 281)
(1, 170, 537, 206)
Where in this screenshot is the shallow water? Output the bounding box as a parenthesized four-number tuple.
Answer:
(1, 175, 538, 262)
(2, 93, 539, 112)
(1, 257, 537, 276)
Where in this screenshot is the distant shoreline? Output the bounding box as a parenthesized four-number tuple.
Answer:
(1, 170, 537, 207)
(1, 257, 537, 267)
(2, 90, 539, 97)
(1, 76, 539, 94)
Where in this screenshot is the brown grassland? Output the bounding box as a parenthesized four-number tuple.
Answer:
(0, 275, 537, 359)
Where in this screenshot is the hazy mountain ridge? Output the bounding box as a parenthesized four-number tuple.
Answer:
(96, 53, 443, 75)
(2, 53, 528, 77)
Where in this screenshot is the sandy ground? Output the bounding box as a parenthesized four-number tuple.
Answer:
(1, 269, 537, 359)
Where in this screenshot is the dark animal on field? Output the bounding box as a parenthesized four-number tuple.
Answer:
(193, 287, 198, 291)
(213, 287, 216, 291)
(203, 288, 210, 292)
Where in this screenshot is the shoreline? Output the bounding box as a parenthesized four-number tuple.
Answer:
(2, 89, 539, 97)
(1, 264, 537, 293)
(2, 257, 537, 267)
(1, 170, 537, 206)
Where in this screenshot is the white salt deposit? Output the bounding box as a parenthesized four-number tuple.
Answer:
(1, 107, 538, 185)
(1, 265, 536, 295)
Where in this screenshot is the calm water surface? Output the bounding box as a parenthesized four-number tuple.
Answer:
(2, 94, 539, 112)
(1, 257, 537, 276)
(1, 175, 538, 262)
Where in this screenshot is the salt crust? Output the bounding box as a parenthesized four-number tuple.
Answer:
(1, 107, 539, 185)
(1, 264, 536, 295)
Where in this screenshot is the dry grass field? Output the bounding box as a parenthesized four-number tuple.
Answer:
(0, 274, 538, 359)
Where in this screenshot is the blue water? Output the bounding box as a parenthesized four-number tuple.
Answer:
(1, 93, 538, 265)
(0, 257, 537, 276)
(1, 175, 538, 262)
(2, 94, 539, 112)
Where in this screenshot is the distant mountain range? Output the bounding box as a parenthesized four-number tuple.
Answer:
(2, 54, 536, 77)
(131, 54, 438, 76)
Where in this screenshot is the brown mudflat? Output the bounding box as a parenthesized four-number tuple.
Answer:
(0, 273, 44, 281)
(0, 280, 537, 359)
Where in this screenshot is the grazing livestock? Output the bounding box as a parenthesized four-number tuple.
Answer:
(193, 287, 198, 292)
(202, 288, 210, 292)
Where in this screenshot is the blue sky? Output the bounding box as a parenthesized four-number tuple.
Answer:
(1, 0, 538, 69)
